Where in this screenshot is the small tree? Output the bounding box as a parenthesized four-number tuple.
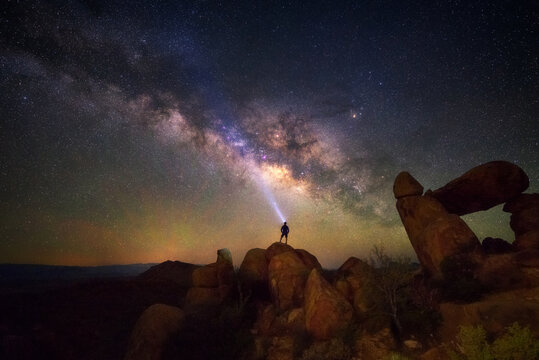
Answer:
(367, 245, 413, 335)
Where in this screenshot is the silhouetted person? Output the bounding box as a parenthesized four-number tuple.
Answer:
(280, 221, 289, 244)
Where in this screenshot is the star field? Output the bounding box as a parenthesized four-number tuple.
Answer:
(0, 0, 538, 267)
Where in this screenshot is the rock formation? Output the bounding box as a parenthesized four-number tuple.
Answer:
(268, 250, 311, 311)
(186, 248, 234, 307)
(124, 304, 184, 360)
(394, 174, 482, 276)
(304, 269, 354, 340)
(394, 161, 539, 289)
(430, 160, 529, 215)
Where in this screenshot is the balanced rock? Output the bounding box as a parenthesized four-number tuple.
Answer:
(431, 161, 529, 215)
(393, 171, 424, 199)
(396, 195, 481, 275)
(124, 304, 184, 360)
(268, 251, 310, 311)
(304, 269, 353, 340)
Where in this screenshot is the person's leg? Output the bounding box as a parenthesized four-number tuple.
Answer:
(285, 234, 288, 244)
(280, 234, 283, 242)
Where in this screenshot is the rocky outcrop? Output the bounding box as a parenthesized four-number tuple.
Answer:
(295, 249, 322, 270)
(268, 251, 310, 311)
(395, 188, 482, 275)
(430, 161, 529, 216)
(334, 257, 372, 315)
(266, 242, 295, 262)
(238, 248, 268, 285)
(393, 171, 424, 199)
(304, 269, 354, 340)
(124, 304, 184, 360)
(186, 248, 234, 307)
(137, 260, 200, 286)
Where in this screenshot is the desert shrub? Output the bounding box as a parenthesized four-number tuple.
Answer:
(491, 323, 539, 360)
(440, 256, 483, 303)
(446, 322, 539, 360)
(300, 338, 351, 360)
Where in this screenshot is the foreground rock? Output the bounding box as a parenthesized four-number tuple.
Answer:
(186, 248, 234, 307)
(334, 257, 372, 315)
(124, 304, 184, 360)
(504, 193, 539, 251)
(304, 269, 353, 340)
(396, 193, 482, 275)
(268, 251, 310, 311)
(430, 161, 529, 215)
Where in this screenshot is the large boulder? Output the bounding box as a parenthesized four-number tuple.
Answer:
(192, 263, 218, 288)
(266, 242, 295, 262)
(185, 287, 221, 307)
(304, 269, 354, 340)
(268, 251, 310, 311)
(393, 171, 424, 199)
(514, 230, 539, 251)
(396, 195, 482, 275)
(239, 248, 268, 284)
(430, 161, 529, 215)
(334, 257, 372, 315)
(124, 304, 184, 360)
(295, 249, 322, 270)
(216, 248, 234, 299)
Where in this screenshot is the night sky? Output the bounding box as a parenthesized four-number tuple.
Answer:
(1, 0, 538, 267)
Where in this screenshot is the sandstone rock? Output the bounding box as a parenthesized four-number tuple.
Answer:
(254, 303, 277, 336)
(124, 304, 184, 360)
(396, 195, 450, 243)
(266, 242, 295, 262)
(185, 287, 221, 307)
(514, 230, 539, 251)
(482, 237, 513, 254)
(431, 161, 529, 215)
(239, 248, 268, 284)
(266, 336, 295, 360)
(400, 202, 482, 275)
(393, 171, 424, 199)
(191, 263, 218, 288)
(295, 249, 322, 270)
(337, 256, 371, 276)
(354, 328, 396, 360)
(268, 251, 310, 311)
(304, 269, 353, 340)
(286, 308, 306, 333)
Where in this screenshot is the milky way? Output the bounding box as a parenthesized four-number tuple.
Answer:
(1, 0, 537, 267)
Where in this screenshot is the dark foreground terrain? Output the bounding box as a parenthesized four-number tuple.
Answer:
(0, 267, 189, 360)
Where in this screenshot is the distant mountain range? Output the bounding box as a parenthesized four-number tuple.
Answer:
(0, 263, 158, 281)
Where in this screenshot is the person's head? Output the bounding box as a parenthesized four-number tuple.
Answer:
(284, 221, 287, 225)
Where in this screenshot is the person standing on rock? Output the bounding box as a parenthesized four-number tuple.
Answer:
(280, 221, 289, 244)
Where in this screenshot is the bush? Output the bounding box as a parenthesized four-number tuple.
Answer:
(446, 322, 539, 360)
(385, 353, 412, 360)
